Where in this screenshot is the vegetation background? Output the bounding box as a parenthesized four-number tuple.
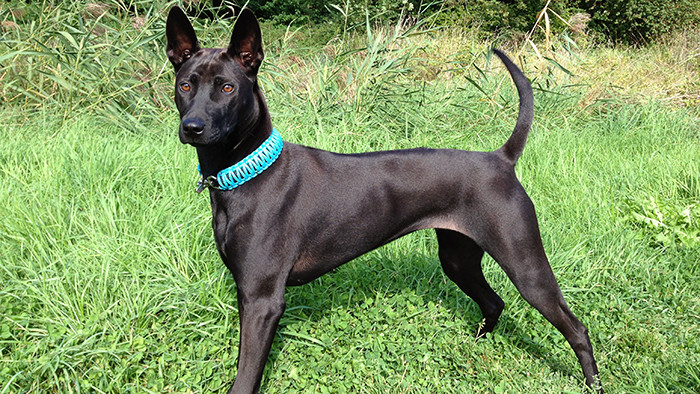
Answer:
(1, 0, 698, 392)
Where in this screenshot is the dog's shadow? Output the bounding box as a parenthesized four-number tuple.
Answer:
(259, 250, 578, 386)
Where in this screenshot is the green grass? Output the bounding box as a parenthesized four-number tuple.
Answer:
(1, 2, 699, 393)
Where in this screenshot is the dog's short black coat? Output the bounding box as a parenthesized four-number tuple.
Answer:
(165, 6, 602, 393)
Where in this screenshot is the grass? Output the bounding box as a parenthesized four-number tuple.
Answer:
(1, 2, 699, 393)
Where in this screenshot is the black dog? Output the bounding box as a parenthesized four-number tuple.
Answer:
(165, 6, 601, 393)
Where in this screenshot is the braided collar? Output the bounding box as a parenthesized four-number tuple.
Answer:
(196, 129, 283, 193)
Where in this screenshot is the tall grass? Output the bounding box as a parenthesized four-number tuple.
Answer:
(1, 2, 170, 129)
(1, 1, 699, 393)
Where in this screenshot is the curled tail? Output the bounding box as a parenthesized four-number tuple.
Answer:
(492, 49, 534, 164)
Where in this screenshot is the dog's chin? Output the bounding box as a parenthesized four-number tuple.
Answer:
(179, 136, 200, 147)
(179, 131, 219, 147)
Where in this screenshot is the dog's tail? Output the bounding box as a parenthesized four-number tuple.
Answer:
(492, 49, 534, 165)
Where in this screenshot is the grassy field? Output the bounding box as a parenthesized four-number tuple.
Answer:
(1, 3, 699, 393)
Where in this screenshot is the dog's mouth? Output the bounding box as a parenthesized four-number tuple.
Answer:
(179, 125, 245, 150)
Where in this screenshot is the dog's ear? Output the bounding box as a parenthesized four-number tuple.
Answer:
(166, 6, 200, 72)
(227, 8, 264, 80)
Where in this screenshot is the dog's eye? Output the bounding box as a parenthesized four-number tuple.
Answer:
(222, 84, 234, 93)
(180, 82, 191, 92)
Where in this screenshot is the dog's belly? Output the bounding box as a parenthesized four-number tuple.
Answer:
(285, 215, 463, 286)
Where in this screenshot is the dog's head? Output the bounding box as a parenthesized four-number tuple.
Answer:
(166, 6, 264, 147)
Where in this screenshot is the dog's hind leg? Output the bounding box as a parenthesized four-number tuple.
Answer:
(436, 229, 505, 337)
(496, 251, 601, 389)
(494, 249, 600, 389)
(480, 200, 602, 390)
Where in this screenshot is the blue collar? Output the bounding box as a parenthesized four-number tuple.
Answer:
(196, 129, 283, 193)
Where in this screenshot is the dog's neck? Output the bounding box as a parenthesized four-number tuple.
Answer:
(196, 87, 273, 178)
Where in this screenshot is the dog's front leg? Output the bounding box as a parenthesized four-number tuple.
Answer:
(227, 280, 286, 394)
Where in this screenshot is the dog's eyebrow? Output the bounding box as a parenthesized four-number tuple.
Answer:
(183, 72, 200, 82)
(213, 76, 231, 84)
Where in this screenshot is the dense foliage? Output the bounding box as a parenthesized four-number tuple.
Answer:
(236, 0, 700, 44)
(577, 0, 700, 43)
(3, 0, 698, 43)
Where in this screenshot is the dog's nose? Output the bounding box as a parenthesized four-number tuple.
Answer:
(182, 118, 205, 136)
